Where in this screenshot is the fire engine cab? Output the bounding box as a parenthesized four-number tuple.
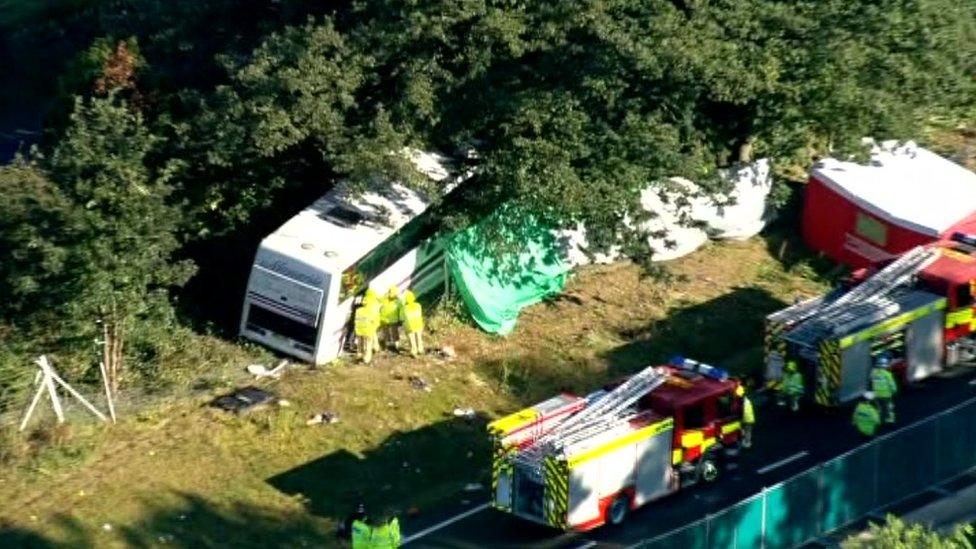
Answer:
(489, 358, 746, 531)
(918, 234, 976, 362)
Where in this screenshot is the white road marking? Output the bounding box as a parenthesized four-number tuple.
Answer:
(572, 542, 597, 549)
(968, 378, 976, 385)
(757, 451, 809, 475)
(402, 502, 491, 545)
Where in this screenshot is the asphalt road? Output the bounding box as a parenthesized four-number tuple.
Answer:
(400, 364, 976, 548)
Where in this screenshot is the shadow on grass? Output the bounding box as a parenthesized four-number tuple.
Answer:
(267, 417, 492, 523)
(601, 286, 789, 385)
(1, 492, 330, 549)
(0, 526, 63, 549)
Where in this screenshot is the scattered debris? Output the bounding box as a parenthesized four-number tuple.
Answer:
(278, 399, 292, 407)
(408, 375, 432, 392)
(210, 386, 277, 414)
(452, 408, 476, 419)
(464, 483, 483, 492)
(306, 412, 340, 426)
(102, 523, 113, 532)
(157, 534, 175, 543)
(246, 360, 290, 379)
(439, 346, 457, 360)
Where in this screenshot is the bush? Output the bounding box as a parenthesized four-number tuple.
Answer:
(844, 516, 974, 549)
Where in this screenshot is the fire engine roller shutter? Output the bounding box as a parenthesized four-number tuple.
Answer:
(905, 308, 945, 381)
(633, 426, 674, 506)
(838, 341, 871, 404)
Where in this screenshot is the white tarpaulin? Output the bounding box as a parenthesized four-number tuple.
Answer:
(557, 159, 773, 267)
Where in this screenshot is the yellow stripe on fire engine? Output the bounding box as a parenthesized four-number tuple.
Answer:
(721, 421, 741, 435)
(947, 308, 974, 329)
(488, 408, 539, 436)
(840, 298, 947, 349)
(567, 418, 674, 468)
(681, 430, 703, 448)
(672, 449, 683, 465)
(943, 248, 974, 263)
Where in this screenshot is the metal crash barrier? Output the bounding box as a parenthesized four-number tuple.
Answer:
(636, 396, 976, 548)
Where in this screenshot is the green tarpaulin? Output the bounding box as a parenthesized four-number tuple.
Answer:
(445, 212, 569, 335)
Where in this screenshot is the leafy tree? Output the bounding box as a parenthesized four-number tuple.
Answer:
(197, 0, 976, 259)
(43, 94, 194, 390)
(0, 161, 72, 318)
(843, 515, 973, 549)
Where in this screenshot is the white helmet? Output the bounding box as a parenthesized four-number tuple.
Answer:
(863, 391, 875, 400)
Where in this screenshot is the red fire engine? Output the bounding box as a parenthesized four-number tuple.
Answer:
(489, 358, 746, 530)
(766, 234, 976, 406)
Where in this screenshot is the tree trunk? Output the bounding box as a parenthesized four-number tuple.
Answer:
(102, 301, 124, 395)
(102, 320, 112, 392)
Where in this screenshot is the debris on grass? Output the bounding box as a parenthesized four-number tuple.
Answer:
(452, 408, 475, 419)
(211, 386, 277, 414)
(246, 360, 290, 379)
(408, 375, 432, 392)
(464, 483, 482, 492)
(439, 346, 457, 360)
(306, 412, 340, 426)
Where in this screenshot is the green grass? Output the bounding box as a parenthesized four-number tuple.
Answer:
(0, 236, 828, 547)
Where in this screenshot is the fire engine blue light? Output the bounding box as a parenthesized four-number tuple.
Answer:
(669, 356, 730, 381)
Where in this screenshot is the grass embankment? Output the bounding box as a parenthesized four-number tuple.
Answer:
(0, 234, 828, 547)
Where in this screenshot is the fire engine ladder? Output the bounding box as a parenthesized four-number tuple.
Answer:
(784, 246, 940, 348)
(826, 246, 938, 311)
(773, 246, 938, 330)
(511, 366, 669, 475)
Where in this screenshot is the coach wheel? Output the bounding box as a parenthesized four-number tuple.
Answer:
(607, 494, 630, 526)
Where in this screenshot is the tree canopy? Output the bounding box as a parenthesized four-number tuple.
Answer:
(158, 0, 976, 247)
(2, 0, 976, 374)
